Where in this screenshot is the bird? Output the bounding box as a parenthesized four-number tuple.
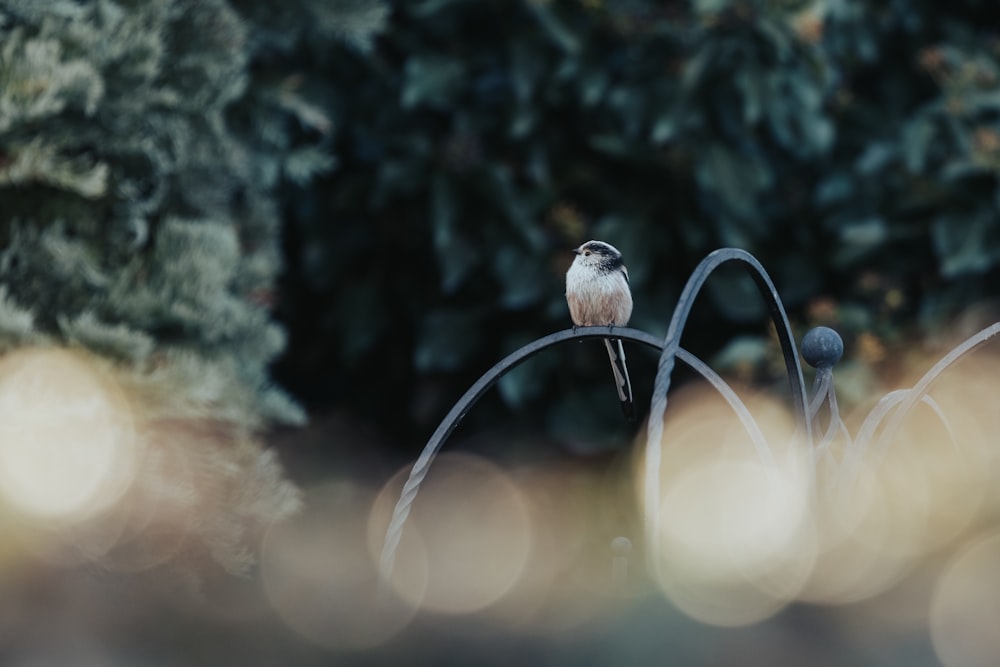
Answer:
(565, 240, 635, 421)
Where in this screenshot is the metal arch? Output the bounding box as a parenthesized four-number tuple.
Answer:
(377, 325, 774, 596)
(642, 247, 811, 565)
(871, 321, 1000, 458)
(646, 248, 810, 443)
(373, 245, 1000, 596)
(830, 323, 1000, 489)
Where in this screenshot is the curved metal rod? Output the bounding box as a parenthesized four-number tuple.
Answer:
(920, 395, 960, 455)
(837, 388, 912, 490)
(377, 325, 772, 596)
(807, 368, 850, 454)
(642, 248, 811, 565)
(808, 368, 833, 421)
(838, 322, 1000, 487)
(676, 349, 777, 472)
(816, 419, 853, 466)
(837, 392, 962, 490)
(817, 382, 845, 449)
(872, 321, 1000, 459)
(852, 389, 908, 457)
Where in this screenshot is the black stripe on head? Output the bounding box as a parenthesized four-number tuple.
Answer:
(598, 253, 625, 274)
(582, 241, 624, 273)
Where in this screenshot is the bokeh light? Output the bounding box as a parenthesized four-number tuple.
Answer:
(804, 352, 997, 605)
(800, 459, 921, 605)
(370, 452, 532, 615)
(488, 460, 644, 634)
(0, 348, 138, 523)
(262, 480, 419, 650)
(931, 532, 1000, 667)
(651, 458, 814, 626)
(641, 385, 814, 626)
(88, 433, 198, 573)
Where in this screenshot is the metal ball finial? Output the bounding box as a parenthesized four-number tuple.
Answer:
(611, 535, 632, 557)
(801, 326, 844, 369)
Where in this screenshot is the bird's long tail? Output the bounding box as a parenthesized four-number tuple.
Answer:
(603, 338, 635, 421)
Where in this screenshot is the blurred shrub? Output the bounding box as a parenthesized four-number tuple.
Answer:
(275, 0, 1000, 446)
(0, 0, 384, 578)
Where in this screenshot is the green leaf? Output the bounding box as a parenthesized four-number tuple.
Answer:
(856, 142, 896, 175)
(815, 172, 854, 207)
(510, 42, 543, 103)
(964, 90, 1000, 113)
(283, 145, 336, 184)
(650, 112, 675, 143)
(588, 134, 633, 157)
(941, 159, 989, 182)
(693, 0, 734, 17)
(525, 1, 581, 55)
(411, 0, 461, 17)
(712, 335, 771, 372)
(579, 68, 608, 107)
(841, 217, 887, 246)
(902, 116, 935, 173)
(932, 211, 999, 277)
(431, 175, 479, 293)
(509, 106, 536, 139)
(696, 144, 770, 220)
(736, 66, 765, 125)
(487, 166, 546, 249)
(401, 56, 466, 109)
(832, 216, 888, 265)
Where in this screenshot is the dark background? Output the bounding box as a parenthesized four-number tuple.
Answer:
(271, 0, 1000, 460)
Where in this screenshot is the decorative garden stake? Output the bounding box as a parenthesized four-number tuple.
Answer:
(611, 536, 633, 589)
(376, 248, 1000, 604)
(838, 320, 1000, 489)
(375, 327, 773, 599)
(801, 326, 849, 464)
(641, 248, 811, 565)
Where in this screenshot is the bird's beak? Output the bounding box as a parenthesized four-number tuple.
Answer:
(571, 247, 581, 255)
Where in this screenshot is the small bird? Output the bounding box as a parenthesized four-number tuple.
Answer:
(565, 240, 635, 421)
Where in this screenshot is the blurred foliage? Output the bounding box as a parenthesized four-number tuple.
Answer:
(274, 0, 1000, 448)
(0, 0, 384, 582)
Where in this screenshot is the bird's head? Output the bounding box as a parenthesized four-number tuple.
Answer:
(572, 240, 625, 272)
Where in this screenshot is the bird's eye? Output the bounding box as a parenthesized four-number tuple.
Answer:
(583, 250, 591, 256)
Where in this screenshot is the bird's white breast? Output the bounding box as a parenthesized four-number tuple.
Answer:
(565, 261, 632, 327)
